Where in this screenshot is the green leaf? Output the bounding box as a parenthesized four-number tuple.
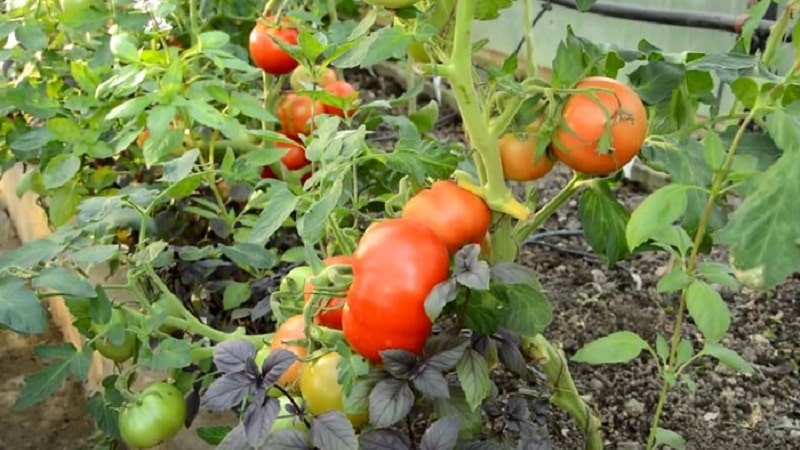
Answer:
(685, 281, 730, 344)
(656, 267, 692, 293)
(199, 31, 230, 50)
(143, 129, 184, 166)
(246, 184, 298, 246)
(574, 0, 598, 12)
(655, 334, 669, 362)
(12, 361, 71, 411)
(475, 0, 514, 20)
(159, 149, 199, 183)
(223, 282, 251, 310)
(655, 428, 686, 450)
(47, 117, 82, 143)
(49, 181, 84, 226)
(86, 392, 122, 441)
(551, 34, 585, 88)
(497, 284, 552, 336)
(221, 244, 276, 271)
(33, 267, 97, 298)
(164, 174, 203, 199)
(572, 331, 650, 365)
(431, 391, 483, 440)
(109, 33, 138, 61)
(0, 276, 46, 334)
(456, 350, 492, 412)
(408, 100, 439, 134)
(702, 343, 753, 375)
(0, 238, 64, 269)
(9, 128, 53, 156)
(43, 154, 80, 189)
(15, 22, 47, 52)
(297, 32, 326, 61)
(702, 131, 725, 170)
(142, 337, 193, 370)
(231, 92, 277, 123)
(628, 61, 686, 104)
(334, 27, 412, 68)
(675, 339, 694, 367)
(579, 182, 630, 265)
(197, 426, 232, 446)
(105, 96, 152, 120)
(297, 180, 343, 246)
(716, 148, 800, 289)
(696, 262, 739, 290)
(146, 104, 177, 143)
(66, 245, 120, 265)
(626, 184, 690, 250)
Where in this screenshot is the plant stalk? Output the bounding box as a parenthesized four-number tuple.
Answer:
(512, 173, 593, 242)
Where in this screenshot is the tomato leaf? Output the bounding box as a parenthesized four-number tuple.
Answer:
(158, 148, 199, 183)
(213, 339, 257, 374)
(298, 179, 343, 245)
(571, 331, 650, 365)
(685, 281, 730, 344)
(655, 427, 687, 450)
(0, 276, 47, 334)
(420, 416, 460, 450)
(368, 378, 414, 428)
(221, 243, 277, 271)
(246, 184, 299, 247)
(85, 391, 121, 441)
(223, 281, 252, 310)
(32, 267, 97, 298)
(262, 348, 299, 385)
(196, 426, 232, 446)
(143, 337, 193, 370)
(701, 343, 753, 375)
(381, 349, 418, 379)
(579, 182, 631, 266)
(358, 429, 412, 450)
(424, 279, 458, 322)
(43, 153, 80, 189)
(334, 27, 412, 68)
(456, 349, 492, 411)
(626, 183, 690, 251)
(310, 411, 358, 450)
(201, 372, 253, 411)
(496, 284, 552, 336)
(454, 244, 491, 291)
(12, 345, 85, 411)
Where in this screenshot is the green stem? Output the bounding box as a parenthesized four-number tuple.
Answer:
(521, 0, 536, 77)
(521, 334, 603, 450)
(441, 0, 530, 221)
(188, 0, 199, 47)
(262, 0, 282, 17)
(512, 173, 593, 242)
(645, 110, 756, 449)
(488, 96, 524, 138)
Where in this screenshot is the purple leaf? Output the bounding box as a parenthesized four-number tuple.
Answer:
(201, 372, 254, 411)
(213, 340, 256, 374)
(368, 378, 414, 428)
(463, 443, 510, 450)
(496, 329, 528, 377)
(420, 416, 460, 450)
(310, 411, 358, 450)
(453, 244, 491, 290)
(424, 279, 458, 322)
(185, 388, 200, 427)
(262, 348, 298, 385)
(380, 349, 418, 379)
(215, 423, 248, 450)
(358, 429, 412, 450)
(243, 395, 280, 448)
(264, 429, 313, 449)
(425, 337, 470, 372)
(412, 367, 450, 399)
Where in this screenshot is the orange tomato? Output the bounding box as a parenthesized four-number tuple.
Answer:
(269, 314, 308, 391)
(498, 127, 556, 181)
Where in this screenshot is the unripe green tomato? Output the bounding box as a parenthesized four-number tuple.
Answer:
(363, 0, 420, 9)
(272, 395, 310, 432)
(92, 309, 137, 363)
(279, 266, 315, 294)
(118, 382, 187, 449)
(407, 41, 431, 63)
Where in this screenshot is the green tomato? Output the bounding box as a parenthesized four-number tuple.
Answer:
(92, 309, 137, 363)
(363, 0, 419, 8)
(271, 395, 310, 433)
(279, 266, 314, 294)
(118, 382, 187, 449)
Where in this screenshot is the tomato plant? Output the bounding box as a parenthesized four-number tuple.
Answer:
(277, 93, 326, 139)
(290, 66, 337, 90)
(401, 180, 492, 254)
(303, 255, 351, 329)
(300, 351, 368, 428)
(277, 139, 310, 171)
(269, 314, 308, 390)
(551, 76, 648, 175)
(92, 308, 137, 363)
(249, 16, 299, 76)
(343, 219, 450, 362)
(322, 81, 359, 118)
(498, 129, 556, 182)
(118, 382, 186, 449)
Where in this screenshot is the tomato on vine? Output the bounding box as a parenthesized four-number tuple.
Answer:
(401, 180, 492, 254)
(290, 65, 337, 90)
(343, 219, 450, 362)
(300, 351, 368, 428)
(323, 81, 359, 118)
(261, 165, 278, 179)
(270, 314, 308, 391)
(303, 255, 352, 330)
(118, 382, 186, 449)
(277, 139, 310, 171)
(248, 16, 299, 76)
(277, 93, 325, 139)
(552, 76, 648, 175)
(498, 125, 556, 182)
(92, 308, 137, 363)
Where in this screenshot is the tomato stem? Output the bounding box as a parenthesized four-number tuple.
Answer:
(511, 172, 594, 243)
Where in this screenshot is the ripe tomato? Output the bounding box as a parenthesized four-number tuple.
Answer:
(322, 81, 358, 118)
(300, 352, 368, 427)
(303, 255, 352, 329)
(261, 166, 278, 179)
(401, 180, 492, 254)
(270, 314, 308, 391)
(248, 16, 299, 76)
(277, 93, 325, 139)
(300, 170, 312, 185)
(92, 308, 137, 363)
(552, 76, 647, 175)
(118, 382, 186, 449)
(498, 130, 556, 182)
(342, 219, 450, 362)
(278, 140, 310, 170)
(290, 66, 337, 90)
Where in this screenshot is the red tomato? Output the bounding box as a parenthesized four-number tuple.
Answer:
(498, 130, 556, 182)
(342, 219, 450, 363)
(261, 166, 278, 179)
(269, 314, 308, 391)
(401, 180, 491, 254)
(323, 81, 358, 118)
(290, 66, 337, 90)
(277, 93, 325, 139)
(300, 170, 312, 185)
(303, 255, 352, 329)
(551, 76, 648, 175)
(278, 140, 310, 170)
(248, 16, 299, 76)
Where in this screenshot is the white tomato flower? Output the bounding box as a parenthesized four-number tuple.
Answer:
(145, 17, 173, 33)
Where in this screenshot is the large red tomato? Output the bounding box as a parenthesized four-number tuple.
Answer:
(248, 16, 299, 76)
(401, 180, 491, 254)
(303, 255, 352, 330)
(277, 93, 325, 139)
(278, 139, 310, 170)
(551, 76, 647, 175)
(322, 81, 358, 118)
(342, 219, 450, 363)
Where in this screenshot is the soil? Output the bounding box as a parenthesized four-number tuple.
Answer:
(0, 67, 798, 450)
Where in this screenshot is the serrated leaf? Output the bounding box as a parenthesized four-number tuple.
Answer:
(12, 361, 71, 411)
(334, 27, 412, 68)
(572, 331, 650, 365)
(412, 368, 450, 399)
(196, 426, 232, 445)
(143, 337, 194, 370)
(213, 339, 256, 374)
(32, 267, 96, 298)
(298, 180, 343, 246)
(247, 184, 298, 246)
(626, 184, 690, 250)
(368, 379, 414, 428)
(579, 183, 630, 265)
(685, 281, 730, 344)
(159, 149, 199, 183)
(456, 350, 491, 411)
(0, 276, 47, 334)
(702, 343, 752, 374)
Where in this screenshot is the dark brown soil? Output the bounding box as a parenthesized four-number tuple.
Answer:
(1, 67, 798, 450)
